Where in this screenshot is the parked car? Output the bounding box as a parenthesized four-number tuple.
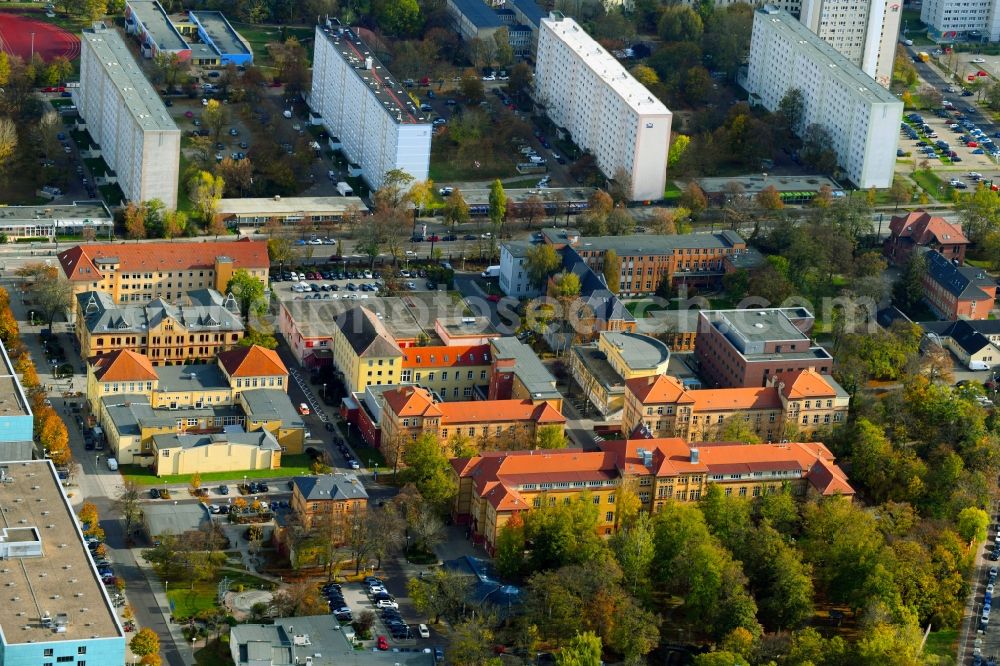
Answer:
(377, 636, 389, 651)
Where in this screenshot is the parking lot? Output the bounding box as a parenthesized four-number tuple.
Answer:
(901, 109, 1000, 173)
(270, 268, 443, 301)
(321, 578, 427, 648)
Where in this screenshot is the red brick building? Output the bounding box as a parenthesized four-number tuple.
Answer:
(695, 308, 832, 388)
(884, 210, 969, 266)
(921, 249, 997, 321)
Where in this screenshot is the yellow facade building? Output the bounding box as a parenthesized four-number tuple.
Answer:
(622, 370, 850, 442)
(380, 385, 566, 451)
(452, 437, 854, 553)
(76, 289, 244, 365)
(569, 331, 671, 416)
(58, 240, 269, 314)
(153, 431, 281, 476)
(331, 306, 403, 394)
(88, 346, 305, 471)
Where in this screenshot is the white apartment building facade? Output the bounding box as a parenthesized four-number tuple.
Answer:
(921, 0, 1000, 41)
(746, 6, 902, 188)
(535, 12, 671, 202)
(310, 22, 431, 191)
(78, 24, 180, 208)
(799, 0, 902, 86)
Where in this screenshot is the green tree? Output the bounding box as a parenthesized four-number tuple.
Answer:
(630, 64, 659, 87)
(201, 99, 228, 142)
(777, 87, 805, 137)
(679, 181, 708, 214)
(719, 413, 762, 443)
(602, 249, 621, 294)
(658, 5, 704, 41)
(893, 252, 925, 312)
(495, 513, 526, 579)
(267, 237, 293, 269)
(373, 0, 421, 36)
(555, 632, 602, 666)
(551, 272, 581, 299)
(449, 615, 500, 666)
(407, 568, 472, 623)
(693, 652, 749, 666)
(444, 188, 471, 230)
(521, 494, 604, 571)
(129, 628, 160, 656)
(123, 202, 147, 240)
(610, 512, 655, 597)
(189, 170, 225, 225)
(0, 53, 10, 86)
(668, 134, 690, 168)
(225, 268, 266, 320)
(401, 432, 457, 510)
(488, 178, 507, 235)
(605, 208, 634, 236)
(957, 506, 989, 543)
(959, 183, 1000, 242)
(525, 243, 561, 288)
(536, 424, 566, 449)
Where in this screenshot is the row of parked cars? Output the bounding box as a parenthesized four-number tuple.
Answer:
(977, 566, 1000, 664)
(334, 436, 361, 470)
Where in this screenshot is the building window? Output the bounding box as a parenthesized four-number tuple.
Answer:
(593, 495, 600, 505)
(45, 650, 54, 657)
(605, 511, 614, 522)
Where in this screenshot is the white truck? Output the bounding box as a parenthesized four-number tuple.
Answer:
(336, 181, 354, 197)
(106, 457, 118, 471)
(481, 266, 500, 279)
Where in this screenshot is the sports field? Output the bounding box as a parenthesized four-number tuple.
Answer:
(0, 12, 80, 61)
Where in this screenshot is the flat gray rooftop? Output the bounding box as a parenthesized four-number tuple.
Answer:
(437, 316, 497, 339)
(572, 345, 624, 391)
(696, 175, 843, 195)
(0, 201, 112, 224)
(82, 27, 180, 133)
(600, 331, 670, 370)
(490, 337, 561, 399)
(316, 24, 430, 126)
(0, 343, 30, 419)
(127, 0, 188, 52)
(0, 461, 122, 643)
(461, 187, 596, 207)
(155, 363, 230, 392)
(217, 196, 369, 216)
(754, 6, 902, 106)
(707, 309, 811, 343)
(190, 11, 250, 56)
(278, 295, 425, 342)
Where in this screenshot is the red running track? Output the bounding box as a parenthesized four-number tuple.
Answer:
(0, 12, 80, 62)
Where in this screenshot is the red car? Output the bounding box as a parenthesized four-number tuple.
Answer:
(487, 294, 501, 302)
(426, 234, 440, 242)
(377, 636, 389, 651)
(41, 86, 55, 93)
(968, 141, 979, 148)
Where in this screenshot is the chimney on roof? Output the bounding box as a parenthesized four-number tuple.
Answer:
(690, 448, 699, 464)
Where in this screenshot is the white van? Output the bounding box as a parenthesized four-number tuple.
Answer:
(969, 360, 991, 371)
(106, 457, 118, 471)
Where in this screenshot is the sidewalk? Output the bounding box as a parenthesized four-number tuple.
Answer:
(133, 550, 198, 664)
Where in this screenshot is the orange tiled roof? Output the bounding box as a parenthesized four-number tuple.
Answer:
(889, 210, 969, 246)
(625, 374, 694, 404)
(439, 399, 565, 425)
(401, 344, 492, 369)
(91, 349, 158, 382)
(58, 240, 269, 282)
(778, 368, 837, 400)
(454, 449, 619, 510)
(218, 345, 287, 377)
(385, 386, 566, 425)
(456, 439, 854, 511)
(382, 386, 444, 418)
(689, 387, 782, 412)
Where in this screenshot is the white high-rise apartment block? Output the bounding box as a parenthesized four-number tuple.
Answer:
(535, 12, 671, 202)
(310, 22, 431, 191)
(78, 24, 180, 208)
(921, 0, 1000, 42)
(799, 0, 902, 87)
(747, 6, 902, 188)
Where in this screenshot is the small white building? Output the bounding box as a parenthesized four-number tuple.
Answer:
(746, 6, 902, 188)
(535, 12, 671, 202)
(799, 0, 902, 87)
(309, 22, 431, 192)
(78, 24, 180, 208)
(499, 240, 542, 298)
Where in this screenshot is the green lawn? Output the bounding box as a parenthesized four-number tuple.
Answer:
(912, 169, 946, 197)
(624, 299, 669, 316)
(923, 629, 957, 662)
(229, 23, 315, 70)
(121, 453, 314, 486)
(664, 181, 682, 201)
(429, 142, 519, 182)
(167, 570, 276, 620)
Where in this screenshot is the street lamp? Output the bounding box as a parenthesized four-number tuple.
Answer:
(322, 383, 327, 399)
